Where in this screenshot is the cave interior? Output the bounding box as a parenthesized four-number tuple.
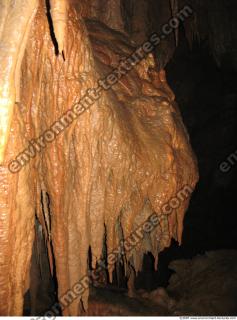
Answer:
(0, 0, 237, 317)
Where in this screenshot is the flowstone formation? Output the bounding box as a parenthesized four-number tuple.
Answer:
(0, 0, 198, 315)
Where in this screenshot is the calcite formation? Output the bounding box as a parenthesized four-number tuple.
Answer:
(0, 0, 198, 316)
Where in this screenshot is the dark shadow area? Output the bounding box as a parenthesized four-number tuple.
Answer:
(137, 29, 237, 291)
(23, 218, 59, 316)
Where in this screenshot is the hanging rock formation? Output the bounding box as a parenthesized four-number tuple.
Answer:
(0, 0, 198, 315)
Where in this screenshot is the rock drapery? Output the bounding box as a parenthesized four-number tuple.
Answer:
(0, 0, 198, 315)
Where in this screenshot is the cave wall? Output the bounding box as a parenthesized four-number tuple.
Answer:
(2, 0, 237, 315)
(0, 0, 199, 315)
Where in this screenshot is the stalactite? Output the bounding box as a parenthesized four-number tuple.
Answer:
(170, 0, 179, 46)
(0, 0, 38, 163)
(50, 0, 69, 55)
(0, 0, 198, 315)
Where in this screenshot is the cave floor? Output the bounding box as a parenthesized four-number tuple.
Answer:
(24, 250, 237, 316)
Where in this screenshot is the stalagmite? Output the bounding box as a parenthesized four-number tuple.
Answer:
(0, 0, 198, 315)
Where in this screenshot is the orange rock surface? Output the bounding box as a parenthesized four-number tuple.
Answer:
(0, 0, 198, 315)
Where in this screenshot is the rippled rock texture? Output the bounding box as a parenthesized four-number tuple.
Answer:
(0, 0, 198, 315)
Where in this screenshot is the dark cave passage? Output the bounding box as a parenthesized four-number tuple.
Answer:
(137, 30, 237, 290)
(167, 33, 237, 254)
